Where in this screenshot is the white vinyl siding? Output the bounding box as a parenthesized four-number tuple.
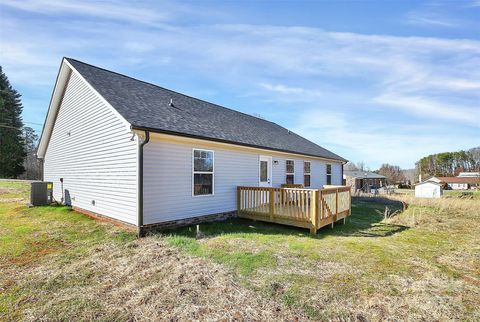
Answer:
(143, 135, 344, 224)
(294, 158, 304, 185)
(272, 158, 285, 187)
(143, 138, 257, 224)
(331, 163, 343, 185)
(43, 71, 138, 225)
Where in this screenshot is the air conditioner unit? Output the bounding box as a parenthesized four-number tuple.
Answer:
(30, 182, 53, 206)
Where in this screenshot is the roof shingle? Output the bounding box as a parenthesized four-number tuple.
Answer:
(66, 58, 346, 162)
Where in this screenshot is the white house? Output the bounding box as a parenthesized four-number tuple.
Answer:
(427, 176, 479, 190)
(458, 172, 480, 177)
(415, 181, 443, 198)
(37, 58, 347, 235)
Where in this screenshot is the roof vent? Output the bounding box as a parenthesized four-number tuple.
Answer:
(169, 98, 174, 107)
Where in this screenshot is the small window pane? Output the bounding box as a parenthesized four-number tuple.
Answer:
(304, 161, 311, 174)
(194, 150, 213, 172)
(286, 174, 294, 184)
(326, 174, 332, 185)
(326, 164, 332, 175)
(194, 174, 213, 195)
(286, 160, 294, 174)
(304, 175, 311, 187)
(260, 160, 268, 182)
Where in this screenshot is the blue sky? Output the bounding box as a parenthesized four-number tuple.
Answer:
(1, 0, 479, 169)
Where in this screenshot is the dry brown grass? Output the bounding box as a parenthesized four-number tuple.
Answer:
(5, 239, 304, 321)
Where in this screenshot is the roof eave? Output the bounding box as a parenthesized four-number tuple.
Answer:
(132, 125, 347, 163)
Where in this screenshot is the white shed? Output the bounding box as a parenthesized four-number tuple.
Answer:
(415, 181, 442, 198)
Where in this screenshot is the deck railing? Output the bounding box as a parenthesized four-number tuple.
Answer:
(237, 186, 351, 234)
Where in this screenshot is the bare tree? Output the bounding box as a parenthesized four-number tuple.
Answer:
(377, 164, 405, 185)
(356, 161, 369, 171)
(344, 162, 358, 171)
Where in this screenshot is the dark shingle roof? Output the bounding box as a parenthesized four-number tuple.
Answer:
(66, 58, 346, 162)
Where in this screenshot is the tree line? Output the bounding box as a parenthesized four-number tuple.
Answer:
(0, 66, 41, 179)
(416, 148, 480, 178)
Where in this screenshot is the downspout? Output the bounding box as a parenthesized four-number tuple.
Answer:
(138, 130, 150, 237)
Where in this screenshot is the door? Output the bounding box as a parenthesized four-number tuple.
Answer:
(259, 156, 272, 187)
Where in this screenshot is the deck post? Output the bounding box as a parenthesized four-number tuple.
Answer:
(310, 190, 318, 235)
(348, 187, 352, 216)
(332, 188, 338, 228)
(335, 188, 339, 217)
(237, 187, 241, 214)
(269, 188, 274, 221)
(318, 189, 322, 221)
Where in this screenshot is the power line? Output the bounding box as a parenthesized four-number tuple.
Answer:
(24, 121, 43, 126)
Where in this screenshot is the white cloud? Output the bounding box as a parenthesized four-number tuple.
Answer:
(259, 83, 323, 97)
(405, 12, 458, 28)
(373, 93, 480, 126)
(0, 0, 169, 25)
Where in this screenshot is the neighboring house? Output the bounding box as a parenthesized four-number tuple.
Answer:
(458, 172, 480, 178)
(415, 181, 442, 198)
(343, 170, 386, 193)
(428, 176, 479, 190)
(37, 58, 347, 235)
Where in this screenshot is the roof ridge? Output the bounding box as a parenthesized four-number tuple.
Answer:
(64, 57, 281, 126)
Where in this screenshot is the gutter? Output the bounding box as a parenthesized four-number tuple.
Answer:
(138, 130, 150, 237)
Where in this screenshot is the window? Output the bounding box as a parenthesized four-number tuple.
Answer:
(260, 160, 268, 182)
(286, 160, 295, 184)
(193, 149, 214, 196)
(326, 164, 332, 185)
(304, 161, 311, 187)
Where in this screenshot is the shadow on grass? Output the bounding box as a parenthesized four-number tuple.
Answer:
(150, 199, 409, 240)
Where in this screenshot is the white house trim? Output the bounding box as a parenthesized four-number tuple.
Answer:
(191, 148, 215, 197)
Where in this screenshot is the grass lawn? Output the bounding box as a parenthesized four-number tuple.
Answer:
(396, 188, 480, 199)
(1, 180, 479, 321)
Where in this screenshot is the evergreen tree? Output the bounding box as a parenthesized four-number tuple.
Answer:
(415, 149, 478, 178)
(0, 66, 26, 178)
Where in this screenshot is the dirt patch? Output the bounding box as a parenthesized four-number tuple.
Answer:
(10, 238, 305, 321)
(0, 198, 24, 203)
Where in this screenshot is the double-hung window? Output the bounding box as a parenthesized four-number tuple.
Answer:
(286, 160, 295, 184)
(304, 161, 311, 187)
(193, 149, 214, 196)
(326, 164, 332, 185)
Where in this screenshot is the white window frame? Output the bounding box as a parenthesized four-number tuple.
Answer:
(192, 148, 215, 197)
(286, 159, 295, 184)
(326, 163, 332, 185)
(304, 161, 311, 187)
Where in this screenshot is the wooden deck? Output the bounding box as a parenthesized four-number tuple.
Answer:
(237, 186, 351, 234)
